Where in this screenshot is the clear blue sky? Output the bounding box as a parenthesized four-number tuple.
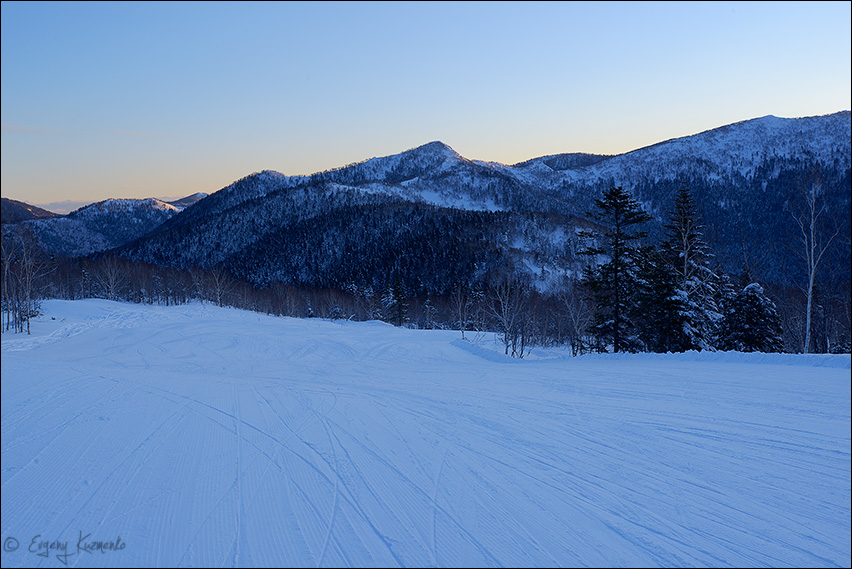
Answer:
(2, 1, 850, 208)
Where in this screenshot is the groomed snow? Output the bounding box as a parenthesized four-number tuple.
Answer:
(1, 300, 849, 568)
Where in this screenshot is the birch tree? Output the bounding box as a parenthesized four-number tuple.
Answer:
(791, 168, 839, 353)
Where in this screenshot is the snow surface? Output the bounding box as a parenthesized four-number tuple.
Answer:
(1, 300, 850, 568)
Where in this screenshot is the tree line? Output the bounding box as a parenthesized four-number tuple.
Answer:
(578, 186, 784, 354)
(2, 185, 848, 356)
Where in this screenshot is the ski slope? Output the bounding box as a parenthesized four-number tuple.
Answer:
(2, 300, 850, 568)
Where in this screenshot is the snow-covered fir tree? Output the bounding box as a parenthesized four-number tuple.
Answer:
(717, 282, 784, 352)
(659, 187, 721, 350)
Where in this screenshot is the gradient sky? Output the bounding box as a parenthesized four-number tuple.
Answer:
(2, 1, 850, 209)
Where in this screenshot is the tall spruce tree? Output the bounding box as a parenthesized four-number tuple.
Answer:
(580, 186, 652, 353)
(660, 187, 720, 350)
(635, 247, 692, 353)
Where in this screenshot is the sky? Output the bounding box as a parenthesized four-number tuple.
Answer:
(1, 1, 850, 209)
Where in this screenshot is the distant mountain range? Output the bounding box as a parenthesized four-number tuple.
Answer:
(1, 193, 207, 257)
(3, 111, 849, 295)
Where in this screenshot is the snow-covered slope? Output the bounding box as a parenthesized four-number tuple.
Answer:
(514, 112, 850, 187)
(2, 300, 849, 567)
(157, 171, 299, 233)
(247, 111, 851, 212)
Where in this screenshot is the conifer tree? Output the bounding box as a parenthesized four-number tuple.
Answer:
(581, 186, 652, 353)
(635, 247, 692, 352)
(660, 187, 720, 350)
(717, 283, 784, 352)
(383, 276, 409, 327)
(712, 273, 738, 347)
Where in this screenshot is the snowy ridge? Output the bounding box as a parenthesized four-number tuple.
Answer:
(2, 299, 849, 567)
(70, 197, 180, 218)
(3, 197, 185, 257)
(269, 111, 851, 207)
(5, 112, 848, 293)
(185, 111, 848, 216)
(315, 141, 466, 183)
(572, 112, 851, 186)
(158, 170, 307, 232)
(164, 192, 209, 210)
(455, 334, 851, 368)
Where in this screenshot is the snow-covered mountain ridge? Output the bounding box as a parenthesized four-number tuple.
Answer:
(171, 111, 848, 221)
(69, 197, 179, 218)
(3, 195, 203, 258)
(144, 110, 847, 288)
(4, 112, 849, 292)
(563, 112, 851, 187)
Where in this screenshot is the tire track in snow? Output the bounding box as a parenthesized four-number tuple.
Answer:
(431, 448, 447, 567)
(55, 404, 191, 567)
(342, 378, 576, 564)
(232, 384, 243, 567)
(139, 381, 407, 566)
(323, 414, 503, 567)
(316, 392, 340, 568)
(264, 385, 421, 566)
(0, 379, 127, 489)
(254, 387, 370, 566)
(276, 386, 406, 567)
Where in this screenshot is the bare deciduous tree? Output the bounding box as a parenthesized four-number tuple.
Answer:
(485, 277, 530, 358)
(91, 254, 129, 301)
(558, 276, 594, 356)
(791, 168, 840, 353)
(2, 226, 50, 334)
(451, 282, 475, 339)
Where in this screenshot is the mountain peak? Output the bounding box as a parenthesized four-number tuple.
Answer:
(416, 140, 454, 151)
(406, 141, 461, 160)
(69, 197, 180, 219)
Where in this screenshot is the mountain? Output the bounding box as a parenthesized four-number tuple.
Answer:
(115, 111, 850, 295)
(164, 112, 848, 223)
(3, 197, 181, 258)
(2, 192, 218, 258)
(1, 197, 60, 224)
(6, 112, 849, 298)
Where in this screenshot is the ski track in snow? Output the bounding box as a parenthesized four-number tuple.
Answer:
(1, 299, 850, 568)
